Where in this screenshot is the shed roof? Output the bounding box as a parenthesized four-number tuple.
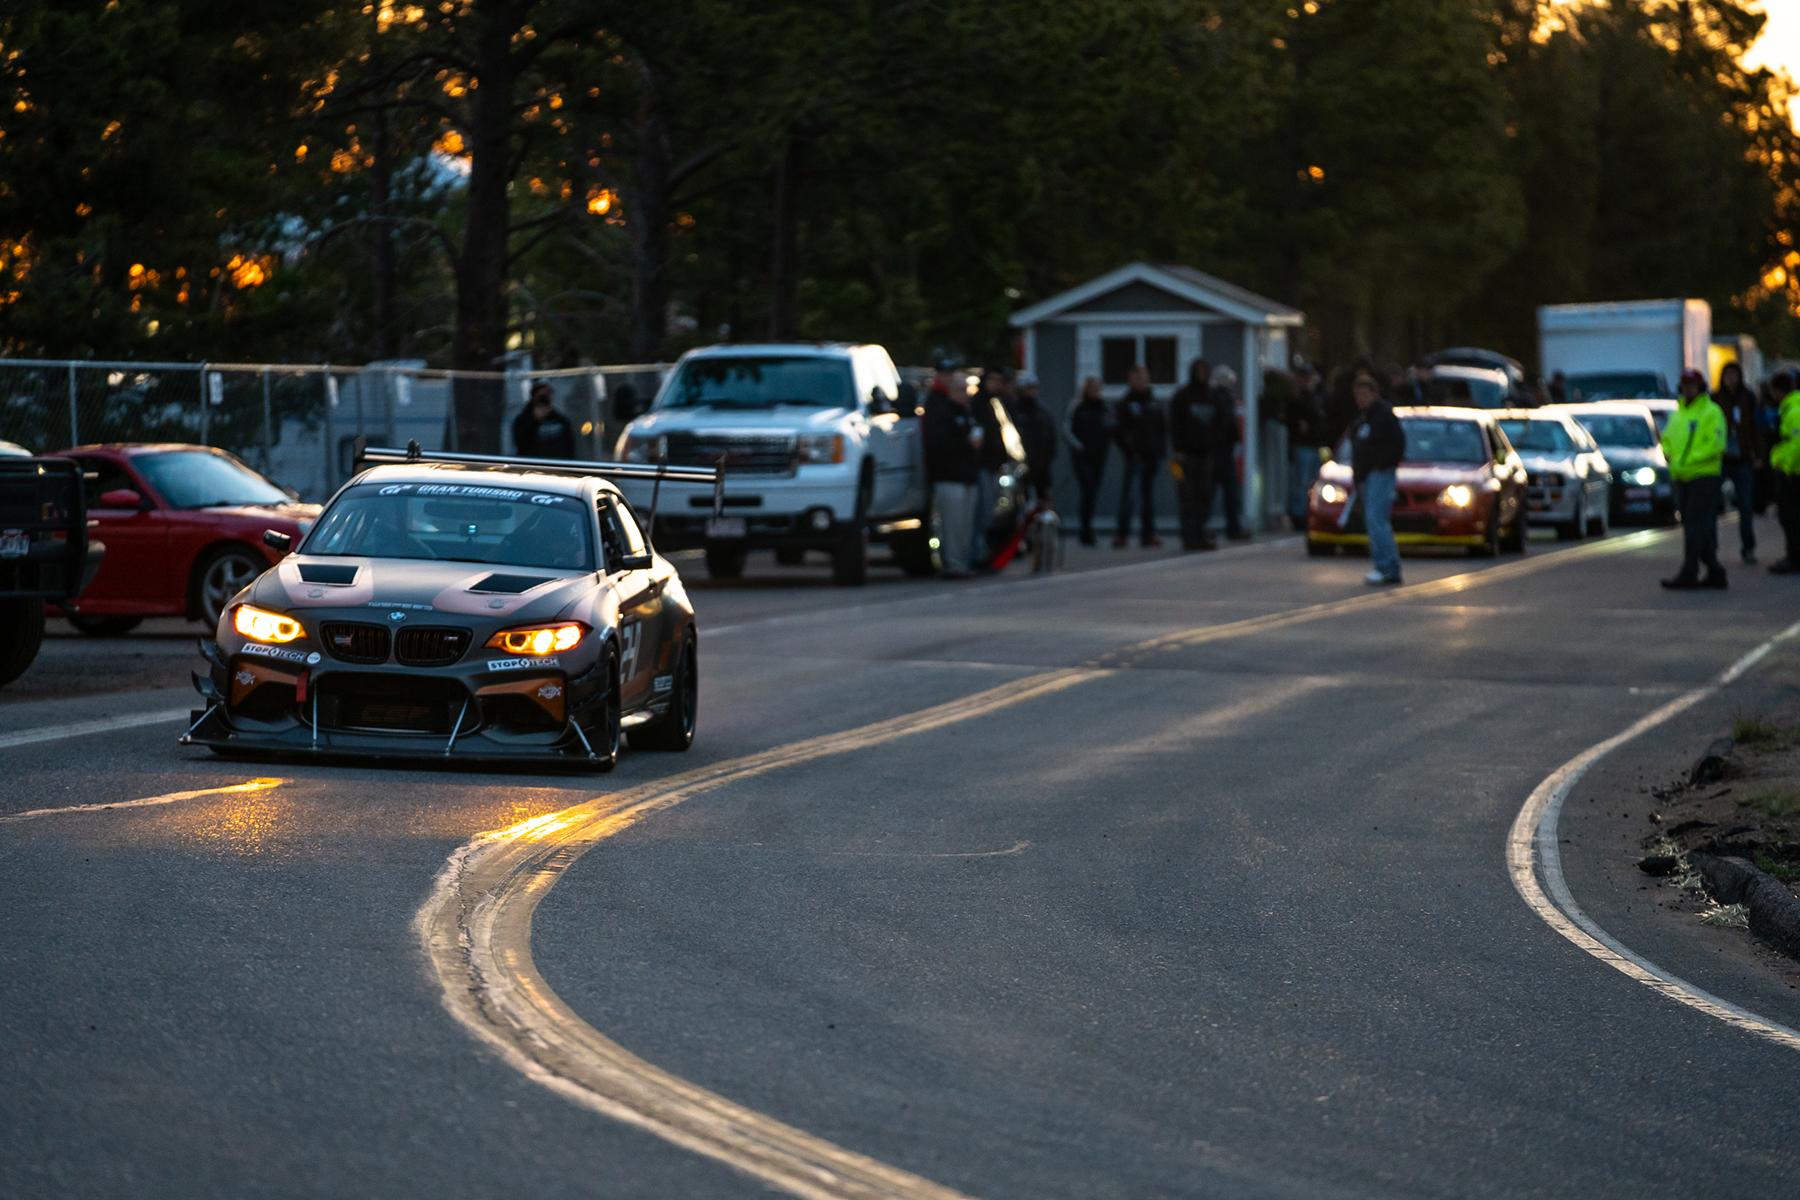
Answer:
(1009, 261, 1303, 328)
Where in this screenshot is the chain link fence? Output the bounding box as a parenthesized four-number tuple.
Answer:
(0, 358, 667, 501)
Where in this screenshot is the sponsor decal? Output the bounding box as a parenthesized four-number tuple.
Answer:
(487, 656, 561, 671)
(306, 588, 326, 599)
(368, 601, 433, 611)
(619, 622, 641, 679)
(536, 682, 563, 700)
(374, 482, 574, 505)
(306, 652, 322, 665)
(234, 669, 255, 686)
(652, 673, 673, 694)
(241, 643, 309, 664)
(487, 598, 507, 609)
(388, 611, 408, 622)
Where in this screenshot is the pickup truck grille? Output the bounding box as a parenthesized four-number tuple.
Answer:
(664, 433, 796, 476)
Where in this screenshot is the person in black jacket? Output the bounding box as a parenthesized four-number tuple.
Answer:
(1113, 365, 1166, 548)
(1285, 363, 1327, 530)
(923, 361, 983, 578)
(1009, 371, 1057, 500)
(1168, 359, 1221, 551)
(1064, 375, 1111, 545)
(1210, 366, 1248, 540)
(1348, 367, 1406, 585)
(1715, 361, 1763, 563)
(513, 383, 577, 458)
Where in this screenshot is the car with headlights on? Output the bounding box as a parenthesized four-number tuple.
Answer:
(1554, 403, 1675, 525)
(1306, 407, 1528, 558)
(181, 445, 714, 771)
(1495, 409, 1612, 539)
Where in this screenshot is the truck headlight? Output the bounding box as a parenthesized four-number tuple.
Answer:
(796, 434, 844, 465)
(234, 604, 304, 644)
(616, 432, 666, 463)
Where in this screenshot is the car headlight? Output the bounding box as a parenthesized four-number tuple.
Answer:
(796, 434, 844, 465)
(485, 622, 586, 656)
(1318, 482, 1347, 504)
(234, 603, 304, 644)
(1630, 467, 1657, 486)
(1440, 484, 1475, 508)
(616, 432, 666, 463)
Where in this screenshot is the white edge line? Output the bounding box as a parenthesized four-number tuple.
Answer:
(1, 777, 283, 823)
(0, 706, 193, 751)
(1507, 617, 1800, 1050)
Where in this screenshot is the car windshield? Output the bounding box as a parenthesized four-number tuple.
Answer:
(1498, 419, 1575, 453)
(1421, 374, 1506, 409)
(1400, 418, 1490, 465)
(135, 450, 291, 508)
(657, 356, 854, 410)
(1568, 372, 1662, 401)
(1573, 413, 1657, 448)
(301, 482, 594, 570)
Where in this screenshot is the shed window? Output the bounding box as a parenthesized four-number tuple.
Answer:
(1101, 338, 1136, 385)
(1144, 337, 1177, 384)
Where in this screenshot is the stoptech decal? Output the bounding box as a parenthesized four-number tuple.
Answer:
(487, 656, 561, 671)
(241, 643, 310, 664)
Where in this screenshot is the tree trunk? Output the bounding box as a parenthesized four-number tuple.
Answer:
(369, 3, 398, 362)
(766, 133, 801, 339)
(629, 60, 672, 361)
(450, 8, 516, 453)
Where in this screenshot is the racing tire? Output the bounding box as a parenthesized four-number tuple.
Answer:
(774, 548, 806, 567)
(193, 544, 265, 628)
(585, 645, 623, 772)
(68, 615, 144, 636)
(630, 633, 696, 752)
(1305, 537, 1332, 557)
(703, 541, 748, 581)
(0, 597, 47, 689)
(891, 527, 936, 577)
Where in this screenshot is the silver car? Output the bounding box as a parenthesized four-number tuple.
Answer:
(1496, 409, 1612, 539)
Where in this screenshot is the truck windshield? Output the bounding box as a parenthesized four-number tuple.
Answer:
(658, 357, 855, 410)
(1567, 372, 1662, 401)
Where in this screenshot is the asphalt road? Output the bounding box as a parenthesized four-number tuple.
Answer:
(4, 531, 1799, 1198)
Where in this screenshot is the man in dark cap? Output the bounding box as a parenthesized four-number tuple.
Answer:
(513, 382, 577, 459)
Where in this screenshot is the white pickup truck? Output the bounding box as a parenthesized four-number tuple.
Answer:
(611, 343, 943, 585)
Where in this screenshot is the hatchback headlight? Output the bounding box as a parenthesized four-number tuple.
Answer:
(234, 604, 304, 644)
(796, 434, 845, 465)
(1439, 485, 1475, 509)
(486, 622, 585, 656)
(1318, 482, 1348, 504)
(1630, 467, 1658, 486)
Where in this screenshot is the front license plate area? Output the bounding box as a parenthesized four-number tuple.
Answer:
(705, 517, 747, 539)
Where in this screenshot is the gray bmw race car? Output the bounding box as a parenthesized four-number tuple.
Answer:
(182, 445, 719, 770)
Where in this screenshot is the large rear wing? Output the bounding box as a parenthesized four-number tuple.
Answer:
(352, 439, 726, 521)
(0, 456, 96, 601)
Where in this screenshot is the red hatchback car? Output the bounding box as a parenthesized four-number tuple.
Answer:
(52, 444, 320, 634)
(1306, 407, 1530, 558)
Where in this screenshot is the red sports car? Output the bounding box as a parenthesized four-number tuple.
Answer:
(1306, 407, 1529, 558)
(52, 444, 320, 634)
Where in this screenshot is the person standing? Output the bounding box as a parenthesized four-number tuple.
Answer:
(1113, 365, 1166, 548)
(970, 368, 1009, 562)
(1168, 359, 1219, 551)
(1064, 376, 1111, 546)
(1714, 361, 1762, 563)
(1767, 371, 1800, 575)
(1660, 369, 1729, 590)
(1210, 366, 1249, 540)
(923, 361, 982, 579)
(1286, 364, 1326, 530)
(1009, 371, 1057, 501)
(512, 382, 577, 458)
(1349, 368, 1405, 586)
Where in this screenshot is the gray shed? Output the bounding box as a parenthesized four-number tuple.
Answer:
(1010, 262, 1303, 534)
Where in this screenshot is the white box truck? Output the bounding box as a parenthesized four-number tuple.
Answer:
(1538, 299, 1711, 401)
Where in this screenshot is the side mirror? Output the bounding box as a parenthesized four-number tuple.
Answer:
(99, 488, 147, 510)
(868, 387, 894, 416)
(263, 529, 293, 553)
(617, 551, 653, 571)
(895, 380, 921, 417)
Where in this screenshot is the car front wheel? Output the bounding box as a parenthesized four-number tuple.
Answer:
(0, 597, 47, 689)
(703, 541, 748, 581)
(195, 545, 265, 627)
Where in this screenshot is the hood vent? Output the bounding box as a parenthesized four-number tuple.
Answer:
(470, 572, 552, 594)
(298, 563, 360, 586)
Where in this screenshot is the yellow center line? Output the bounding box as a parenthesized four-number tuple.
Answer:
(0, 777, 284, 824)
(417, 532, 1676, 1199)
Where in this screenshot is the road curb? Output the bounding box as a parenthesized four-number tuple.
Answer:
(1691, 852, 1800, 963)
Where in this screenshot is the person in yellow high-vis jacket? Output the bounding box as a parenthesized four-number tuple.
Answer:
(1768, 370, 1800, 575)
(1660, 368, 1729, 590)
